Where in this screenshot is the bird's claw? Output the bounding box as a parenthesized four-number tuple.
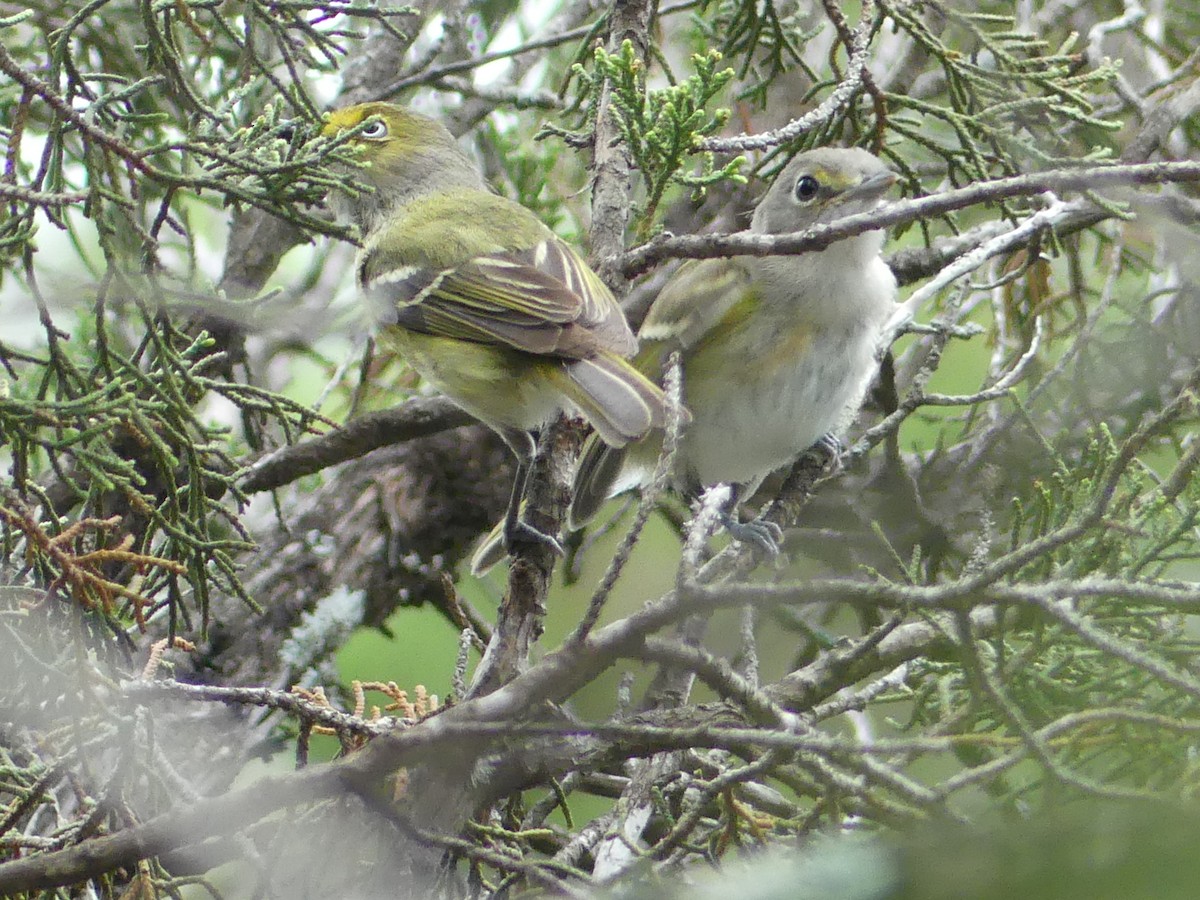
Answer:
(721, 514, 783, 557)
(804, 432, 844, 475)
(503, 520, 564, 558)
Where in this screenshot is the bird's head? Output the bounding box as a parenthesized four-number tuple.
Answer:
(322, 103, 456, 167)
(321, 102, 483, 230)
(752, 147, 897, 235)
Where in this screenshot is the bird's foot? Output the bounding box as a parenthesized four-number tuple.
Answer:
(720, 513, 783, 557)
(804, 432, 844, 475)
(503, 519, 564, 558)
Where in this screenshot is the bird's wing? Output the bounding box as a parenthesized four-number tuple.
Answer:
(630, 257, 756, 378)
(637, 257, 755, 351)
(365, 239, 634, 358)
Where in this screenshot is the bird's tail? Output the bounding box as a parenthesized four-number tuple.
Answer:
(471, 355, 682, 575)
(568, 431, 629, 531)
(469, 510, 513, 575)
(469, 430, 626, 575)
(554, 353, 671, 448)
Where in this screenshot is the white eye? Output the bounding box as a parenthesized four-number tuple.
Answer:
(360, 118, 388, 139)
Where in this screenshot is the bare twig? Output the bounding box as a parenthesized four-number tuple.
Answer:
(622, 159, 1200, 276)
(239, 397, 472, 493)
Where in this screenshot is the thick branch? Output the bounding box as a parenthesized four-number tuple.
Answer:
(0, 765, 342, 895)
(621, 159, 1200, 275)
(239, 397, 472, 494)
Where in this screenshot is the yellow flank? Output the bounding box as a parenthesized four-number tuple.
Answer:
(685, 291, 760, 356)
(377, 328, 560, 432)
(757, 319, 815, 374)
(682, 290, 816, 392)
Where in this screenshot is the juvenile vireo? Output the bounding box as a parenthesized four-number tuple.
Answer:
(573, 147, 897, 544)
(322, 102, 670, 555)
(473, 146, 897, 572)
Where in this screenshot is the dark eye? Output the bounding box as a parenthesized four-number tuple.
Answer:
(360, 118, 388, 139)
(794, 174, 820, 202)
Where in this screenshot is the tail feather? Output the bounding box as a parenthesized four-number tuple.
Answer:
(558, 354, 669, 448)
(473, 355, 681, 572)
(569, 432, 629, 530)
(470, 514, 510, 576)
(472, 432, 628, 574)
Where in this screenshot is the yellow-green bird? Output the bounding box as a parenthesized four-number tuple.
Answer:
(322, 103, 670, 555)
(568, 147, 898, 551)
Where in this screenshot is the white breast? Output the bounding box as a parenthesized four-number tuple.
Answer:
(678, 251, 894, 489)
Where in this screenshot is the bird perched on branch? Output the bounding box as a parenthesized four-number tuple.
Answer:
(322, 102, 671, 557)
(569, 147, 898, 550)
(472, 146, 897, 573)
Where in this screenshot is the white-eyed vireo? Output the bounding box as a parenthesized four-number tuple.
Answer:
(323, 102, 670, 555)
(472, 146, 897, 572)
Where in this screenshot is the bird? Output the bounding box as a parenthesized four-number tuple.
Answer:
(565, 146, 898, 555)
(321, 102, 671, 557)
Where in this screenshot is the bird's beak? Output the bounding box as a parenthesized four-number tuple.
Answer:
(846, 169, 898, 202)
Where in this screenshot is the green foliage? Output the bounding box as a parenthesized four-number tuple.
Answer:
(0, 2, 416, 636)
(901, 410, 1200, 801)
(481, 119, 577, 241)
(695, 0, 821, 105)
(0, 3, 413, 265)
(557, 41, 746, 237)
(0, 302, 325, 631)
(882, 2, 1120, 184)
